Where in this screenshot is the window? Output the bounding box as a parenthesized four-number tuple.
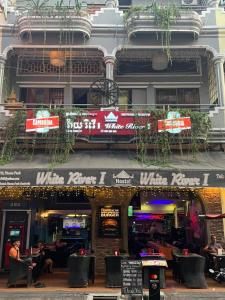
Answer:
(73, 88, 90, 108)
(117, 59, 199, 75)
(19, 88, 64, 104)
(119, 89, 132, 110)
(156, 88, 200, 109)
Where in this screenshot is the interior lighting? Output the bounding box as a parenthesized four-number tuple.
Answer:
(150, 199, 175, 205)
(49, 50, 65, 67)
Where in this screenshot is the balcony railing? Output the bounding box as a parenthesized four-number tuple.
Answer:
(126, 10, 203, 39)
(17, 7, 93, 40)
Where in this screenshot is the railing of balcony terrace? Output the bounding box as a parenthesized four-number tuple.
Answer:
(8, 103, 217, 112)
(0, 102, 215, 165)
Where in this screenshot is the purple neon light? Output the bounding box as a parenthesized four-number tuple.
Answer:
(149, 199, 175, 205)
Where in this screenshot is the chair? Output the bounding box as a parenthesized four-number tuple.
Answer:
(105, 256, 123, 287)
(68, 255, 91, 287)
(7, 257, 32, 287)
(172, 248, 181, 282)
(178, 256, 207, 288)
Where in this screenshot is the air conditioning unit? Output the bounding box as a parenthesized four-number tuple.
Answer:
(182, 0, 198, 5)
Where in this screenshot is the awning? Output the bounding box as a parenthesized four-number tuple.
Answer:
(201, 214, 225, 219)
(0, 150, 225, 188)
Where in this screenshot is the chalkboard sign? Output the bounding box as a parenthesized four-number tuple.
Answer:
(121, 260, 143, 295)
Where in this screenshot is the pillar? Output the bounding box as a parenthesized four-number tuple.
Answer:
(0, 56, 6, 103)
(213, 56, 225, 106)
(104, 56, 116, 81)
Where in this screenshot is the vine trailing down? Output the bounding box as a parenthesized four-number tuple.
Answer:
(134, 109, 211, 165)
(0, 108, 211, 166)
(123, 3, 181, 61)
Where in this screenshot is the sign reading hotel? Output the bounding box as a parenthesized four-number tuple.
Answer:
(26, 110, 59, 133)
(66, 111, 151, 135)
(158, 111, 191, 133)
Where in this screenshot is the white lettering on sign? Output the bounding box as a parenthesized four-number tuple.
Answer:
(171, 173, 200, 186)
(140, 172, 168, 186)
(99, 172, 106, 185)
(36, 172, 64, 185)
(140, 172, 210, 187)
(67, 172, 97, 185)
(33, 119, 53, 126)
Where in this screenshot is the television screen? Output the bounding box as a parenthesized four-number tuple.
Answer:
(9, 229, 20, 237)
(63, 217, 86, 229)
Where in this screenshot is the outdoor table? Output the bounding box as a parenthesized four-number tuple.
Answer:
(105, 255, 129, 287)
(173, 253, 207, 288)
(68, 254, 91, 287)
(210, 253, 225, 270)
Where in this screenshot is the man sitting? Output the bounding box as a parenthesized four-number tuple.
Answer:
(204, 234, 223, 254)
(32, 241, 53, 274)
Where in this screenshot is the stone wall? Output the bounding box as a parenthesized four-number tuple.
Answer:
(197, 188, 223, 242)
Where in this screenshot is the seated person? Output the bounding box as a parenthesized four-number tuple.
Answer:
(32, 241, 53, 273)
(9, 240, 37, 281)
(204, 234, 223, 254)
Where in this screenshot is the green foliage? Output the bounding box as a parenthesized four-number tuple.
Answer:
(0, 108, 211, 166)
(123, 3, 180, 60)
(134, 109, 211, 165)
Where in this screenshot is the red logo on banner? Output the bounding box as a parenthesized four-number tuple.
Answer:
(26, 116, 59, 132)
(158, 117, 191, 133)
(66, 111, 151, 135)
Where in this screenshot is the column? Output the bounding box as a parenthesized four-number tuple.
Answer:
(213, 56, 225, 107)
(104, 56, 116, 81)
(0, 56, 6, 103)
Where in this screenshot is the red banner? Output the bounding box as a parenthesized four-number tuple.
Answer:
(158, 117, 191, 133)
(66, 111, 151, 135)
(26, 116, 59, 132)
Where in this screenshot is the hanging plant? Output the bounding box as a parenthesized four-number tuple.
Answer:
(152, 3, 180, 61)
(123, 4, 180, 61)
(134, 109, 211, 165)
(0, 111, 25, 164)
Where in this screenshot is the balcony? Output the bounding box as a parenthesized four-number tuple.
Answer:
(126, 10, 203, 39)
(17, 9, 93, 40)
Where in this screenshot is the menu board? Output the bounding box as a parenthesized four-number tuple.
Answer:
(121, 260, 143, 295)
(98, 206, 121, 238)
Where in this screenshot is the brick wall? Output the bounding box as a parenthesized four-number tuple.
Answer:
(95, 238, 122, 274)
(91, 187, 136, 275)
(197, 188, 223, 242)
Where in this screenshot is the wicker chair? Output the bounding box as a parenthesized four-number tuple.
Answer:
(7, 257, 32, 287)
(178, 255, 207, 288)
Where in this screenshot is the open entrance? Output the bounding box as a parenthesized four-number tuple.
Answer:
(0, 187, 92, 270)
(128, 188, 206, 258)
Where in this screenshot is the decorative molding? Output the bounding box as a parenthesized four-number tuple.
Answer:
(126, 11, 203, 39)
(17, 14, 93, 40)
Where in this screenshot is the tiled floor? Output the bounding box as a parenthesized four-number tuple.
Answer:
(0, 270, 225, 294)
